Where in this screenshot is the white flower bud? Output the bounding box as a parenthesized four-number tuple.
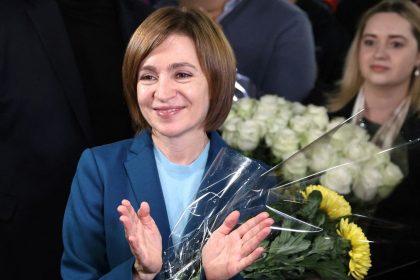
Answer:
(307, 142, 337, 172)
(353, 165, 383, 201)
(271, 128, 299, 159)
(282, 151, 308, 181)
(377, 162, 404, 198)
(236, 119, 261, 151)
(320, 167, 352, 195)
(235, 98, 257, 119)
(305, 104, 329, 130)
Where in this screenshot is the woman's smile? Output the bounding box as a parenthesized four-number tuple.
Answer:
(154, 106, 184, 118)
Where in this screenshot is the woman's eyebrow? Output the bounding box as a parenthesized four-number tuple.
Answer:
(169, 62, 198, 71)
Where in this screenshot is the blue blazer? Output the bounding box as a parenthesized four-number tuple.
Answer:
(61, 130, 249, 279)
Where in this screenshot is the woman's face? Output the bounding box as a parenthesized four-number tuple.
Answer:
(359, 12, 420, 89)
(137, 33, 210, 140)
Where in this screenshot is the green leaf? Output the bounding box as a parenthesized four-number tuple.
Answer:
(309, 234, 335, 255)
(310, 260, 351, 280)
(297, 191, 322, 220)
(270, 230, 311, 255)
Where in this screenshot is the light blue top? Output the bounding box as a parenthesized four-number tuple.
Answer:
(154, 143, 210, 245)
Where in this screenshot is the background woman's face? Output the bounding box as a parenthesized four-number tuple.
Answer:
(136, 33, 210, 140)
(359, 12, 420, 89)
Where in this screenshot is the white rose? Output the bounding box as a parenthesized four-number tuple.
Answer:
(236, 119, 261, 152)
(254, 107, 277, 123)
(220, 114, 241, 132)
(306, 142, 337, 172)
(289, 115, 313, 136)
(253, 119, 268, 137)
(235, 98, 256, 119)
(336, 158, 360, 178)
(259, 94, 282, 107)
(305, 104, 329, 130)
(364, 142, 390, 167)
(330, 123, 355, 149)
(221, 130, 237, 148)
(282, 151, 308, 181)
(377, 162, 404, 199)
(300, 128, 325, 148)
(331, 123, 369, 151)
(260, 94, 288, 107)
(265, 118, 288, 147)
(343, 140, 369, 161)
(224, 108, 237, 121)
(352, 165, 383, 201)
(276, 105, 293, 123)
(255, 96, 279, 120)
(291, 102, 306, 115)
(320, 167, 352, 195)
(221, 117, 242, 148)
(326, 117, 346, 132)
(349, 123, 370, 143)
(271, 128, 299, 160)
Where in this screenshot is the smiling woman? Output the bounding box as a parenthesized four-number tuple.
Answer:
(136, 34, 211, 161)
(61, 6, 274, 280)
(122, 7, 236, 134)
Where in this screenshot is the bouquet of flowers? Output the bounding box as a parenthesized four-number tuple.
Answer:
(160, 97, 420, 279)
(243, 184, 370, 280)
(161, 146, 374, 280)
(220, 95, 405, 205)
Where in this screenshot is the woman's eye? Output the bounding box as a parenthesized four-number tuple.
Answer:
(362, 39, 375, 47)
(176, 72, 192, 79)
(139, 74, 156, 81)
(390, 41, 404, 48)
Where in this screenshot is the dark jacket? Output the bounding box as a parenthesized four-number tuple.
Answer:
(219, 0, 317, 101)
(0, 0, 151, 278)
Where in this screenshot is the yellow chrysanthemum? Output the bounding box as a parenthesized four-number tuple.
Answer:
(301, 185, 351, 219)
(337, 218, 371, 280)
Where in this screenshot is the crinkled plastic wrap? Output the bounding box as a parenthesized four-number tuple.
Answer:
(163, 112, 420, 279)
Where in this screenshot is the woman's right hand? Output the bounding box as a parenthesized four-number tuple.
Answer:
(201, 211, 273, 280)
(117, 200, 162, 280)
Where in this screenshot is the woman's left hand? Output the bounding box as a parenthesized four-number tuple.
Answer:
(201, 211, 274, 280)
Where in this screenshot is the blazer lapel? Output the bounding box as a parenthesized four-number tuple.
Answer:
(26, 0, 93, 144)
(124, 133, 172, 249)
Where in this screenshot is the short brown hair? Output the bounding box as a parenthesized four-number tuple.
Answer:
(122, 6, 236, 133)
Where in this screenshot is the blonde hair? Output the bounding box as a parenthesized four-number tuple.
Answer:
(328, 0, 420, 115)
(122, 7, 236, 133)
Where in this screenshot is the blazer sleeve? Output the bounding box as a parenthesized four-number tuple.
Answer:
(61, 149, 135, 280)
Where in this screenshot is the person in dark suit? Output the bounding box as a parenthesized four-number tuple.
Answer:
(0, 0, 152, 279)
(61, 7, 274, 279)
(326, 1, 420, 277)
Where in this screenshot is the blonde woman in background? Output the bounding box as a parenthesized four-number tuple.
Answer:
(327, 0, 420, 277)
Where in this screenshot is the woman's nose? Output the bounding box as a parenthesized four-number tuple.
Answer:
(154, 77, 177, 101)
(373, 43, 388, 59)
